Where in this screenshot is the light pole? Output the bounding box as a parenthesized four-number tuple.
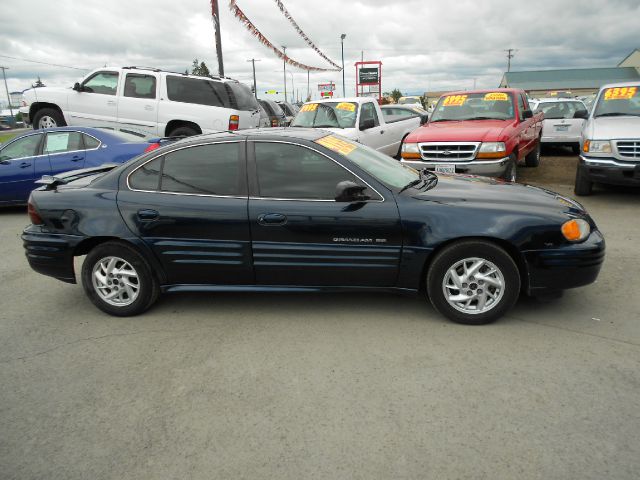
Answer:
(0, 66, 14, 127)
(340, 34, 346, 97)
(282, 45, 287, 103)
(287, 71, 294, 103)
(246, 58, 260, 99)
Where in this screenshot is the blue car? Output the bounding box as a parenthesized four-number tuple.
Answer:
(0, 126, 166, 205)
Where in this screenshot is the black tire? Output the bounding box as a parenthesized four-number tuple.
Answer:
(574, 164, 593, 196)
(32, 108, 66, 130)
(426, 240, 521, 325)
(524, 142, 540, 167)
(571, 144, 580, 155)
(168, 126, 199, 137)
(81, 241, 160, 316)
(501, 154, 517, 182)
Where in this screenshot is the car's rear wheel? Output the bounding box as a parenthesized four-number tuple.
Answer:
(82, 242, 159, 316)
(574, 164, 593, 196)
(426, 240, 520, 325)
(33, 108, 66, 129)
(525, 142, 540, 167)
(168, 126, 199, 137)
(502, 154, 517, 182)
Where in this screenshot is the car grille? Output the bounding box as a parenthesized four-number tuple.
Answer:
(418, 142, 480, 161)
(616, 140, 640, 159)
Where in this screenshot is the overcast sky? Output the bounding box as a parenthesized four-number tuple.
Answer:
(0, 0, 638, 101)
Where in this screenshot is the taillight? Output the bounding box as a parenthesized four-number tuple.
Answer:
(228, 115, 240, 131)
(271, 118, 278, 127)
(28, 200, 43, 225)
(144, 143, 161, 153)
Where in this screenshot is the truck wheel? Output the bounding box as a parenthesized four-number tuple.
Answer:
(81, 241, 160, 317)
(168, 126, 199, 137)
(426, 240, 520, 325)
(574, 164, 593, 196)
(525, 142, 540, 167)
(571, 144, 580, 155)
(502, 154, 517, 182)
(33, 108, 66, 129)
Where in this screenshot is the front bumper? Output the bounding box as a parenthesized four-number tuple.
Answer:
(400, 157, 510, 177)
(523, 229, 605, 295)
(22, 226, 81, 284)
(579, 155, 640, 186)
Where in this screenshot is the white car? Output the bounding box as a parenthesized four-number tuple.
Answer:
(532, 98, 589, 154)
(397, 96, 423, 108)
(21, 67, 261, 137)
(290, 97, 420, 157)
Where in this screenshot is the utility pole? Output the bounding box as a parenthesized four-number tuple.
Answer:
(340, 34, 346, 97)
(282, 46, 287, 103)
(211, 0, 225, 77)
(505, 48, 516, 72)
(0, 66, 14, 127)
(246, 59, 260, 99)
(307, 69, 310, 101)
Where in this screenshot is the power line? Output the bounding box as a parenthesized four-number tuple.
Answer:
(505, 48, 517, 72)
(0, 54, 89, 71)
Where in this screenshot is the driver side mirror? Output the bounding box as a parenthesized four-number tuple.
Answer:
(73, 82, 83, 92)
(335, 180, 370, 202)
(359, 118, 375, 131)
(574, 109, 588, 119)
(523, 109, 533, 119)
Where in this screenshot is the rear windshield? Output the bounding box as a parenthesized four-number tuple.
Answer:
(291, 102, 358, 128)
(534, 101, 585, 119)
(166, 76, 257, 111)
(430, 92, 515, 121)
(593, 86, 640, 118)
(278, 103, 295, 116)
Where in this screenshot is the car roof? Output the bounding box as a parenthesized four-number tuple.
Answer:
(600, 81, 640, 89)
(534, 98, 586, 104)
(305, 97, 374, 104)
(440, 88, 522, 97)
(171, 128, 329, 146)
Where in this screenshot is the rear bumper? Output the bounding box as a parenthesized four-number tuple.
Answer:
(523, 229, 605, 295)
(400, 157, 510, 177)
(579, 155, 640, 186)
(541, 136, 580, 144)
(22, 226, 81, 283)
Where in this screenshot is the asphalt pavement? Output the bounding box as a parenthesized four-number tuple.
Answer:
(1, 162, 639, 480)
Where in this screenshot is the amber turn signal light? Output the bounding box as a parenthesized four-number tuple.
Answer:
(561, 219, 590, 242)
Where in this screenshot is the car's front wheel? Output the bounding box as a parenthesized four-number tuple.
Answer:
(574, 164, 593, 196)
(525, 142, 540, 167)
(426, 240, 521, 325)
(33, 108, 66, 129)
(502, 154, 517, 182)
(81, 242, 159, 316)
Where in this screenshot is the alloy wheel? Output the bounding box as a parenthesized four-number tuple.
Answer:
(442, 257, 505, 314)
(91, 256, 140, 307)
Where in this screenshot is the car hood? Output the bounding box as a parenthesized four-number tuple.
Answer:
(407, 119, 512, 143)
(585, 116, 640, 140)
(24, 86, 70, 101)
(411, 174, 586, 215)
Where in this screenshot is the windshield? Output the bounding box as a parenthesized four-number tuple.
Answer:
(593, 86, 640, 117)
(291, 102, 358, 128)
(430, 92, 515, 121)
(399, 97, 421, 105)
(313, 134, 418, 189)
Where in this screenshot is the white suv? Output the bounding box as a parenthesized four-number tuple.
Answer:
(21, 67, 261, 136)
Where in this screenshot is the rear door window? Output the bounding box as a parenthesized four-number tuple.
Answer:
(44, 132, 84, 154)
(129, 157, 162, 191)
(124, 74, 157, 99)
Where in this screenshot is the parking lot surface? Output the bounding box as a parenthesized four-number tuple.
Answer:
(1, 155, 639, 480)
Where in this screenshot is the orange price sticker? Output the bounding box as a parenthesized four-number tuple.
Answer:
(336, 102, 356, 112)
(315, 135, 357, 156)
(604, 86, 637, 101)
(484, 92, 509, 101)
(301, 103, 319, 112)
(442, 95, 467, 107)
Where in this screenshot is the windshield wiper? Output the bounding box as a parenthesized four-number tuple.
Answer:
(595, 112, 640, 118)
(399, 170, 437, 193)
(466, 116, 499, 120)
(429, 118, 454, 122)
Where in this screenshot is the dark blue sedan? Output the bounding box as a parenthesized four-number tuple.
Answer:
(0, 127, 165, 205)
(22, 129, 604, 324)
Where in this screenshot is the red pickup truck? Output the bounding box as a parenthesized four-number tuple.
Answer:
(400, 88, 543, 181)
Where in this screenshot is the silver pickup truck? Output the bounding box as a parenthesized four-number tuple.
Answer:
(576, 81, 640, 195)
(290, 97, 420, 157)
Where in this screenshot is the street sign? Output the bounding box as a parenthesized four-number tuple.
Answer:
(318, 83, 335, 92)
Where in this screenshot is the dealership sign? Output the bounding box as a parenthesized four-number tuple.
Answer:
(358, 68, 379, 85)
(318, 82, 335, 92)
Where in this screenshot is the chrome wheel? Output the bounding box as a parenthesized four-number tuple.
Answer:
(38, 115, 57, 129)
(91, 256, 140, 307)
(442, 257, 505, 315)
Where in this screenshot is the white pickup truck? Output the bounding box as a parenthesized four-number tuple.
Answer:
(290, 97, 420, 157)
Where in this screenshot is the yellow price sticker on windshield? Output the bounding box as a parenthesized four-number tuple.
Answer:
(336, 102, 356, 112)
(604, 86, 637, 101)
(484, 92, 509, 101)
(301, 103, 319, 112)
(442, 95, 467, 107)
(315, 135, 357, 156)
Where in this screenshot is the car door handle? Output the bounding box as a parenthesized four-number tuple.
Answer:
(107, 100, 116, 106)
(258, 213, 287, 226)
(380, 130, 385, 134)
(71, 155, 84, 162)
(20, 162, 31, 169)
(137, 209, 159, 221)
(144, 105, 154, 111)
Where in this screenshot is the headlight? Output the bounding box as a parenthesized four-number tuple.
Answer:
(401, 142, 421, 159)
(561, 219, 590, 242)
(583, 140, 612, 154)
(479, 142, 506, 153)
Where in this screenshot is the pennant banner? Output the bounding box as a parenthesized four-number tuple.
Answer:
(228, 0, 341, 72)
(273, 0, 342, 70)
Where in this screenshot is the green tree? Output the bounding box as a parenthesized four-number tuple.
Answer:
(191, 59, 211, 77)
(390, 88, 403, 103)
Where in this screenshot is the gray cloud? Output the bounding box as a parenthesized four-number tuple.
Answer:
(0, 0, 638, 99)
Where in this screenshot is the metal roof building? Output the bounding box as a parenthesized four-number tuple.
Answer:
(499, 66, 640, 96)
